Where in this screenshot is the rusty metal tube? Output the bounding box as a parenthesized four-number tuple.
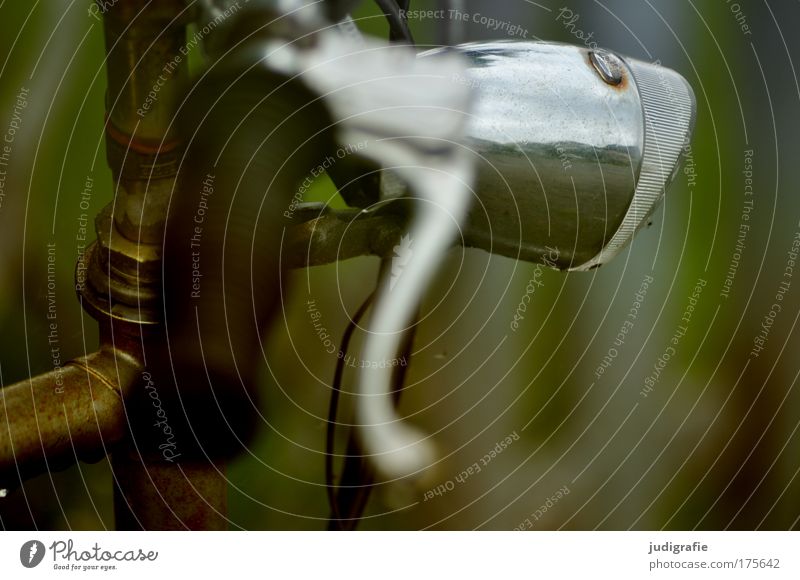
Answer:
(101, 0, 189, 243)
(283, 206, 407, 269)
(0, 348, 140, 491)
(94, 0, 232, 530)
(112, 449, 228, 531)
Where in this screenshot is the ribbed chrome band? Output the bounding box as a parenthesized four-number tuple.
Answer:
(572, 57, 696, 271)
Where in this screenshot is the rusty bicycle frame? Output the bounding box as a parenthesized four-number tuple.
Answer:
(0, 0, 408, 531)
(0, 1, 226, 530)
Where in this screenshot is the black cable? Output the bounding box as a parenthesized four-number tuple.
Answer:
(436, 0, 449, 45)
(328, 313, 418, 530)
(325, 291, 375, 525)
(436, 0, 464, 46)
(374, 0, 415, 44)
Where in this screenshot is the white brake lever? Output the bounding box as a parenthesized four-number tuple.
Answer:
(272, 31, 475, 481)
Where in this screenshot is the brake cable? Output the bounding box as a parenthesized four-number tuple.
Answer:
(325, 291, 374, 528)
(374, 0, 414, 44)
(326, 258, 420, 530)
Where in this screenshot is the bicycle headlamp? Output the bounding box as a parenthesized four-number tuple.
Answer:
(378, 41, 697, 270)
(162, 6, 697, 485)
(337, 40, 696, 481)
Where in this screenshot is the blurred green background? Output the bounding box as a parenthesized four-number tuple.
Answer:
(1, 0, 799, 530)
